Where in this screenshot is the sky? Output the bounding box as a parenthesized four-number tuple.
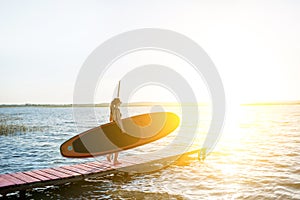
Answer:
(0, 0, 300, 104)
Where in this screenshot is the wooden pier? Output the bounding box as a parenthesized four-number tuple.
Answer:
(0, 148, 202, 196)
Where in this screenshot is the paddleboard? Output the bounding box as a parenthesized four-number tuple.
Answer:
(60, 112, 180, 158)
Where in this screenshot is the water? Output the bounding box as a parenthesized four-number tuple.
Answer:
(0, 105, 300, 199)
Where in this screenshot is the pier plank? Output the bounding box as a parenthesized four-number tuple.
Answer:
(10, 172, 40, 183)
(0, 177, 15, 188)
(80, 163, 109, 172)
(86, 161, 110, 168)
(32, 170, 60, 180)
(72, 164, 96, 172)
(61, 165, 93, 175)
(23, 171, 49, 181)
(52, 167, 81, 177)
(0, 174, 25, 185)
(42, 169, 70, 179)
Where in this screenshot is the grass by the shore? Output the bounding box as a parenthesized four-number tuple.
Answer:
(0, 122, 44, 136)
(0, 123, 28, 136)
(0, 114, 44, 136)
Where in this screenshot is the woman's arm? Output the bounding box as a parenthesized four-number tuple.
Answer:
(114, 108, 125, 132)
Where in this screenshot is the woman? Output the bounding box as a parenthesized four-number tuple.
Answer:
(106, 97, 124, 165)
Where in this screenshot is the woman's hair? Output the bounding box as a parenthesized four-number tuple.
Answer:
(110, 98, 121, 121)
(111, 98, 121, 106)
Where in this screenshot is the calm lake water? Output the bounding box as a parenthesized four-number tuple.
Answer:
(0, 105, 299, 199)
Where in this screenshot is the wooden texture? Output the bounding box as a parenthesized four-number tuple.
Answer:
(0, 147, 201, 196)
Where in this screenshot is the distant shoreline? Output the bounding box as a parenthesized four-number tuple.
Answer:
(0, 102, 208, 108)
(0, 101, 300, 108)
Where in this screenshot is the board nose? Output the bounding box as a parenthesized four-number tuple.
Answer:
(60, 142, 74, 157)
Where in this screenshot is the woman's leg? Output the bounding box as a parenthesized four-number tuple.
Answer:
(106, 154, 112, 162)
(113, 152, 120, 165)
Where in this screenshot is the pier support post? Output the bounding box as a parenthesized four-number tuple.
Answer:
(19, 190, 26, 198)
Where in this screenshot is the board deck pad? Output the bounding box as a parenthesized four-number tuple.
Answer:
(60, 112, 180, 158)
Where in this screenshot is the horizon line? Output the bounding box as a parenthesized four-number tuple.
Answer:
(1, 100, 300, 107)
